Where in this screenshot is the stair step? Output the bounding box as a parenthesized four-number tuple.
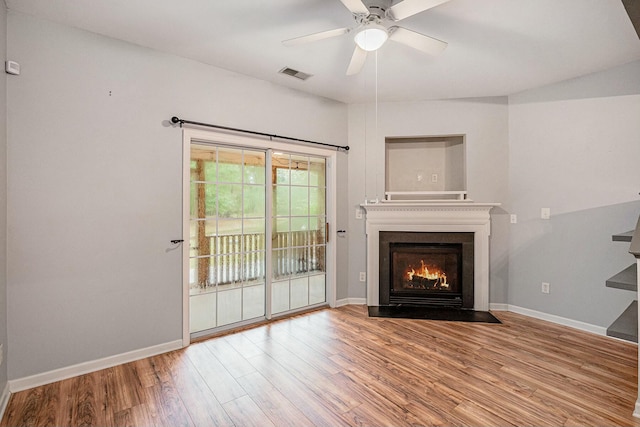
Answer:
(606, 264, 638, 291)
(607, 300, 638, 343)
(613, 230, 635, 242)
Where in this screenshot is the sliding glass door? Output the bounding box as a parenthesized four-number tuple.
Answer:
(185, 134, 332, 339)
(272, 153, 326, 314)
(189, 145, 266, 333)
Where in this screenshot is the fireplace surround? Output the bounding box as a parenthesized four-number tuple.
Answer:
(361, 201, 498, 311)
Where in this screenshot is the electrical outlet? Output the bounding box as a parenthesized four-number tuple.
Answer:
(355, 208, 363, 220)
(359, 272, 366, 282)
(510, 214, 517, 224)
(541, 282, 550, 294)
(0, 343, 3, 366)
(541, 208, 550, 220)
(431, 173, 438, 183)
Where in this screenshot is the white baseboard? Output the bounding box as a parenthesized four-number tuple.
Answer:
(489, 303, 509, 311)
(9, 339, 183, 393)
(0, 382, 10, 421)
(336, 297, 366, 307)
(634, 401, 640, 418)
(506, 304, 607, 336)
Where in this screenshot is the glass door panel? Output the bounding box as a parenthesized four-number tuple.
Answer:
(271, 153, 326, 315)
(189, 144, 266, 334)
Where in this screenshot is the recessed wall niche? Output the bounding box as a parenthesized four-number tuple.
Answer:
(385, 135, 466, 200)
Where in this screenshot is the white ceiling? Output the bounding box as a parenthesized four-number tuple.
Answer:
(6, 0, 640, 103)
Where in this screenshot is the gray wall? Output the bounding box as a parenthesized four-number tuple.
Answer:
(507, 60, 640, 327)
(6, 11, 347, 380)
(347, 98, 511, 304)
(0, 1, 8, 394)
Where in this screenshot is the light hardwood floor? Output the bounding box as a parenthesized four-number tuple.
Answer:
(2, 305, 640, 426)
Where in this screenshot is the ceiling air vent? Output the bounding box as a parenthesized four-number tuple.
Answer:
(278, 67, 312, 81)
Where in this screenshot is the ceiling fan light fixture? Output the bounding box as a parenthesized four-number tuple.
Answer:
(354, 23, 389, 51)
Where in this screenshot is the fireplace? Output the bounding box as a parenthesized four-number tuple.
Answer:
(361, 201, 498, 311)
(379, 232, 474, 308)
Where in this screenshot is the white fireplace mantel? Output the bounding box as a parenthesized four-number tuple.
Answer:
(361, 201, 500, 311)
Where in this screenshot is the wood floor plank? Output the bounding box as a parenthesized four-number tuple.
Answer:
(3, 306, 640, 427)
(204, 337, 256, 378)
(222, 395, 276, 427)
(157, 349, 235, 427)
(251, 337, 361, 413)
(235, 371, 316, 427)
(246, 352, 352, 427)
(183, 341, 247, 404)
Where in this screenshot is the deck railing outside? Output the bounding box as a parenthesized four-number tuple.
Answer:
(193, 230, 325, 288)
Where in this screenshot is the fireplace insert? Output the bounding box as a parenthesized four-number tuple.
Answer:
(379, 231, 474, 308)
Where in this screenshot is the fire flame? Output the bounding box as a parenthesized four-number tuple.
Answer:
(405, 260, 449, 288)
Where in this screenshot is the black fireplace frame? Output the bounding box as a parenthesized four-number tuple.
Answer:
(379, 231, 474, 308)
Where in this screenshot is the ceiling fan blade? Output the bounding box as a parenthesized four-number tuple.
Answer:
(283, 27, 350, 46)
(346, 46, 367, 75)
(338, 0, 369, 15)
(388, 26, 447, 55)
(387, 0, 450, 21)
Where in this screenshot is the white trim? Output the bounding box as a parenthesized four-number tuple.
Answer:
(8, 340, 183, 393)
(336, 297, 367, 307)
(489, 303, 509, 311)
(634, 401, 640, 419)
(506, 305, 607, 336)
(182, 127, 338, 339)
(0, 382, 10, 421)
(182, 131, 191, 347)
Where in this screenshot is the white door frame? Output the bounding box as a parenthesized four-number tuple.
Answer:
(181, 127, 338, 346)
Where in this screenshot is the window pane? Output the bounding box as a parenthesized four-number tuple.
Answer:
(217, 219, 243, 236)
(217, 148, 243, 183)
(309, 187, 325, 215)
(243, 285, 265, 319)
(244, 150, 265, 185)
(290, 277, 309, 310)
(190, 256, 216, 289)
(291, 217, 309, 232)
(272, 280, 290, 314)
(217, 184, 242, 218)
(243, 185, 265, 218)
(272, 249, 290, 279)
(190, 292, 216, 332)
(190, 220, 216, 257)
(310, 157, 326, 187)
(274, 185, 290, 216)
(309, 274, 326, 304)
(191, 145, 217, 181)
(291, 187, 309, 216)
(217, 288, 242, 326)
(242, 250, 265, 284)
(290, 156, 309, 186)
(191, 183, 217, 218)
(244, 218, 265, 235)
(310, 245, 326, 273)
(273, 153, 290, 184)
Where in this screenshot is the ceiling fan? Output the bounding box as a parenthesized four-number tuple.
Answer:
(283, 0, 450, 75)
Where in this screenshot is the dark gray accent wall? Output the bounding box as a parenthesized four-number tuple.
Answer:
(508, 61, 640, 327)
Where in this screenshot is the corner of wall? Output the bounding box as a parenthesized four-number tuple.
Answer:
(0, 0, 9, 417)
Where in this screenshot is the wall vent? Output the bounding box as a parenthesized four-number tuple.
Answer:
(278, 67, 312, 81)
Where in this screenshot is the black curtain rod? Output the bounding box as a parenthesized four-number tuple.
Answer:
(171, 116, 349, 152)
